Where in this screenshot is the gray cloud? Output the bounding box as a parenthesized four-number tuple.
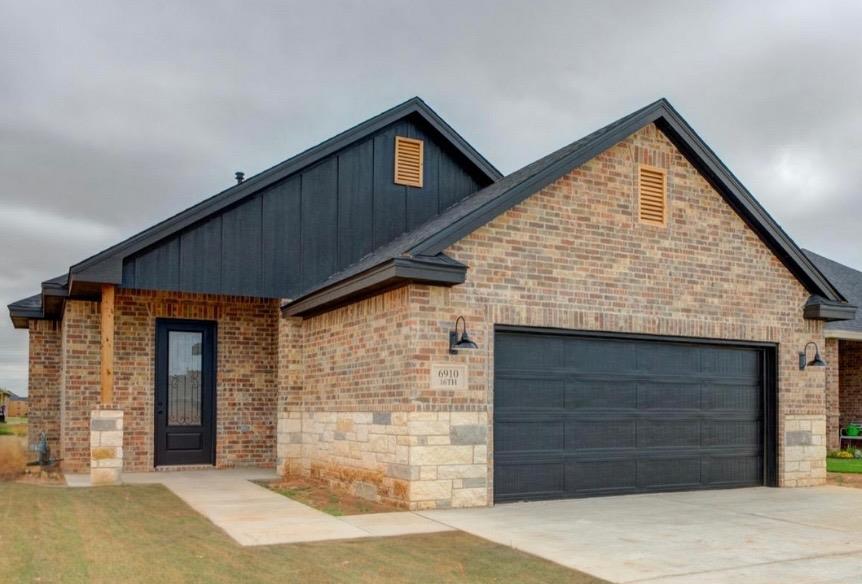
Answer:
(2, 0, 861, 394)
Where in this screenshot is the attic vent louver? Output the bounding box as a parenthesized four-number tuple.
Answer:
(638, 164, 667, 226)
(394, 136, 424, 187)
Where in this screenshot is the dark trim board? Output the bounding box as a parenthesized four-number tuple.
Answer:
(492, 325, 779, 503)
(282, 254, 467, 317)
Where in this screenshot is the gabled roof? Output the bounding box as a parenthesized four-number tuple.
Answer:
(284, 98, 852, 317)
(68, 97, 502, 288)
(8, 294, 43, 329)
(804, 250, 862, 334)
(9, 97, 502, 327)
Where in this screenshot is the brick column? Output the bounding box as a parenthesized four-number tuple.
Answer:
(90, 410, 123, 485)
(825, 338, 840, 451)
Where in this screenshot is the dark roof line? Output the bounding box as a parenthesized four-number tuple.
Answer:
(803, 250, 862, 333)
(284, 98, 848, 315)
(67, 96, 502, 285)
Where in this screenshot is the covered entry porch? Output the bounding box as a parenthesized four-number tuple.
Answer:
(826, 335, 862, 451)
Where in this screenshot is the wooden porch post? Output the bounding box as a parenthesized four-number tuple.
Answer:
(100, 284, 115, 406)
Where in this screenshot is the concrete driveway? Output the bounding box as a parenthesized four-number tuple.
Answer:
(421, 486, 862, 583)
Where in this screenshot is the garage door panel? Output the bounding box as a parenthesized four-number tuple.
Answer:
(638, 457, 702, 489)
(637, 419, 702, 448)
(637, 382, 702, 409)
(495, 462, 564, 499)
(567, 380, 638, 410)
(494, 330, 767, 502)
(702, 347, 760, 377)
(702, 456, 762, 485)
(566, 419, 636, 449)
(495, 377, 565, 410)
(495, 419, 564, 452)
(566, 338, 638, 373)
(637, 344, 702, 375)
(702, 420, 762, 446)
(702, 384, 761, 411)
(566, 460, 637, 493)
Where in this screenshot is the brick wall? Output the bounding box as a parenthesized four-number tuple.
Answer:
(59, 300, 101, 471)
(279, 122, 828, 507)
(27, 319, 61, 452)
(839, 339, 862, 430)
(826, 338, 840, 450)
(435, 123, 826, 492)
(58, 290, 278, 471)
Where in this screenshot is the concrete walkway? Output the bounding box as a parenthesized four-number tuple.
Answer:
(420, 486, 862, 584)
(66, 468, 452, 546)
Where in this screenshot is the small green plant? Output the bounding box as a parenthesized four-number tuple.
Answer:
(834, 450, 853, 459)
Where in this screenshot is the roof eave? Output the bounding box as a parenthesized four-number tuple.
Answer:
(407, 99, 845, 304)
(282, 255, 467, 317)
(8, 302, 42, 329)
(803, 295, 857, 322)
(67, 97, 500, 284)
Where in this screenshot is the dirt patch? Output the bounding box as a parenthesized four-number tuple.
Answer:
(827, 473, 862, 488)
(260, 477, 402, 516)
(0, 436, 27, 480)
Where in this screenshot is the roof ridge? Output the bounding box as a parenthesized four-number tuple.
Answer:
(283, 98, 849, 315)
(67, 96, 501, 282)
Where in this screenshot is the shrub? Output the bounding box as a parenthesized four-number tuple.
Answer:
(834, 450, 854, 459)
(0, 436, 26, 479)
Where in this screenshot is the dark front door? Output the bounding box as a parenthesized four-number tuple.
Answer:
(155, 319, 216, 467)
(494, 328, 775, 502)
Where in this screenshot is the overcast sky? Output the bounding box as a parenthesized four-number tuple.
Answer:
(2, 1, 861, 395)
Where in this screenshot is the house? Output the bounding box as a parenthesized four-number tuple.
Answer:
(6, 393, 28, 418)
(8, 97, 857, 508)
(804, 250, 862, 450)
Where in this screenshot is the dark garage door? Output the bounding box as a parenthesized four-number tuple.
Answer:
(494, 329, 772, 502)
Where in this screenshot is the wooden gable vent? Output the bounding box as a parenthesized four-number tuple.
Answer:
(394, 136, 424, 187)
(638, 164, 667, 226)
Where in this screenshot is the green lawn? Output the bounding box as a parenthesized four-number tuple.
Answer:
(0, 482, 603, 584)
(0, 417, 27, 437)
(827, 457, 862, 473)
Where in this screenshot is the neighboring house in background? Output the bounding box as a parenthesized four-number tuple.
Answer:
(7, 394, 28, 418)
(804, 251, 862, 450)
(7, 97, 857, 507)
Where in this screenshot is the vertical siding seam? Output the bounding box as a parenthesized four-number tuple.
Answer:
(299, 173, 304, 288)
(335, 155, 341, 270)
(258, 193, 264, 295)
(370, 136, 376, 252)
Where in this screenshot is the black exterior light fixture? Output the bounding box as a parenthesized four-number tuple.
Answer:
(449, 316, 478, 354)
(799, 341, 827, 370)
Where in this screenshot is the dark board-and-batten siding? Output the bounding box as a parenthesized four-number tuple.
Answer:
(122, 116, 487, 299)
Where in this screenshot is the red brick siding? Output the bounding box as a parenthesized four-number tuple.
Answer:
(279, 123, 828, 503)
(426, 123, 824, 488)
(58, 290, 278, 471)
(27, 320, 61, 452)
(59, 300, 101, 472)
(826, 338, 840, 450)
(300, 287, 414, 412)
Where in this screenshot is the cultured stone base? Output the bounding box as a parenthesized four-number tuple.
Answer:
(783, 414, 827, 487)
(277, 410, 489, 509)
(90, 410, 123, 486)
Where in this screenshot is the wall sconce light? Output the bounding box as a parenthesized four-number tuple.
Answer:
(449, 316, 478, 354)
(799, 341, 827, 370)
